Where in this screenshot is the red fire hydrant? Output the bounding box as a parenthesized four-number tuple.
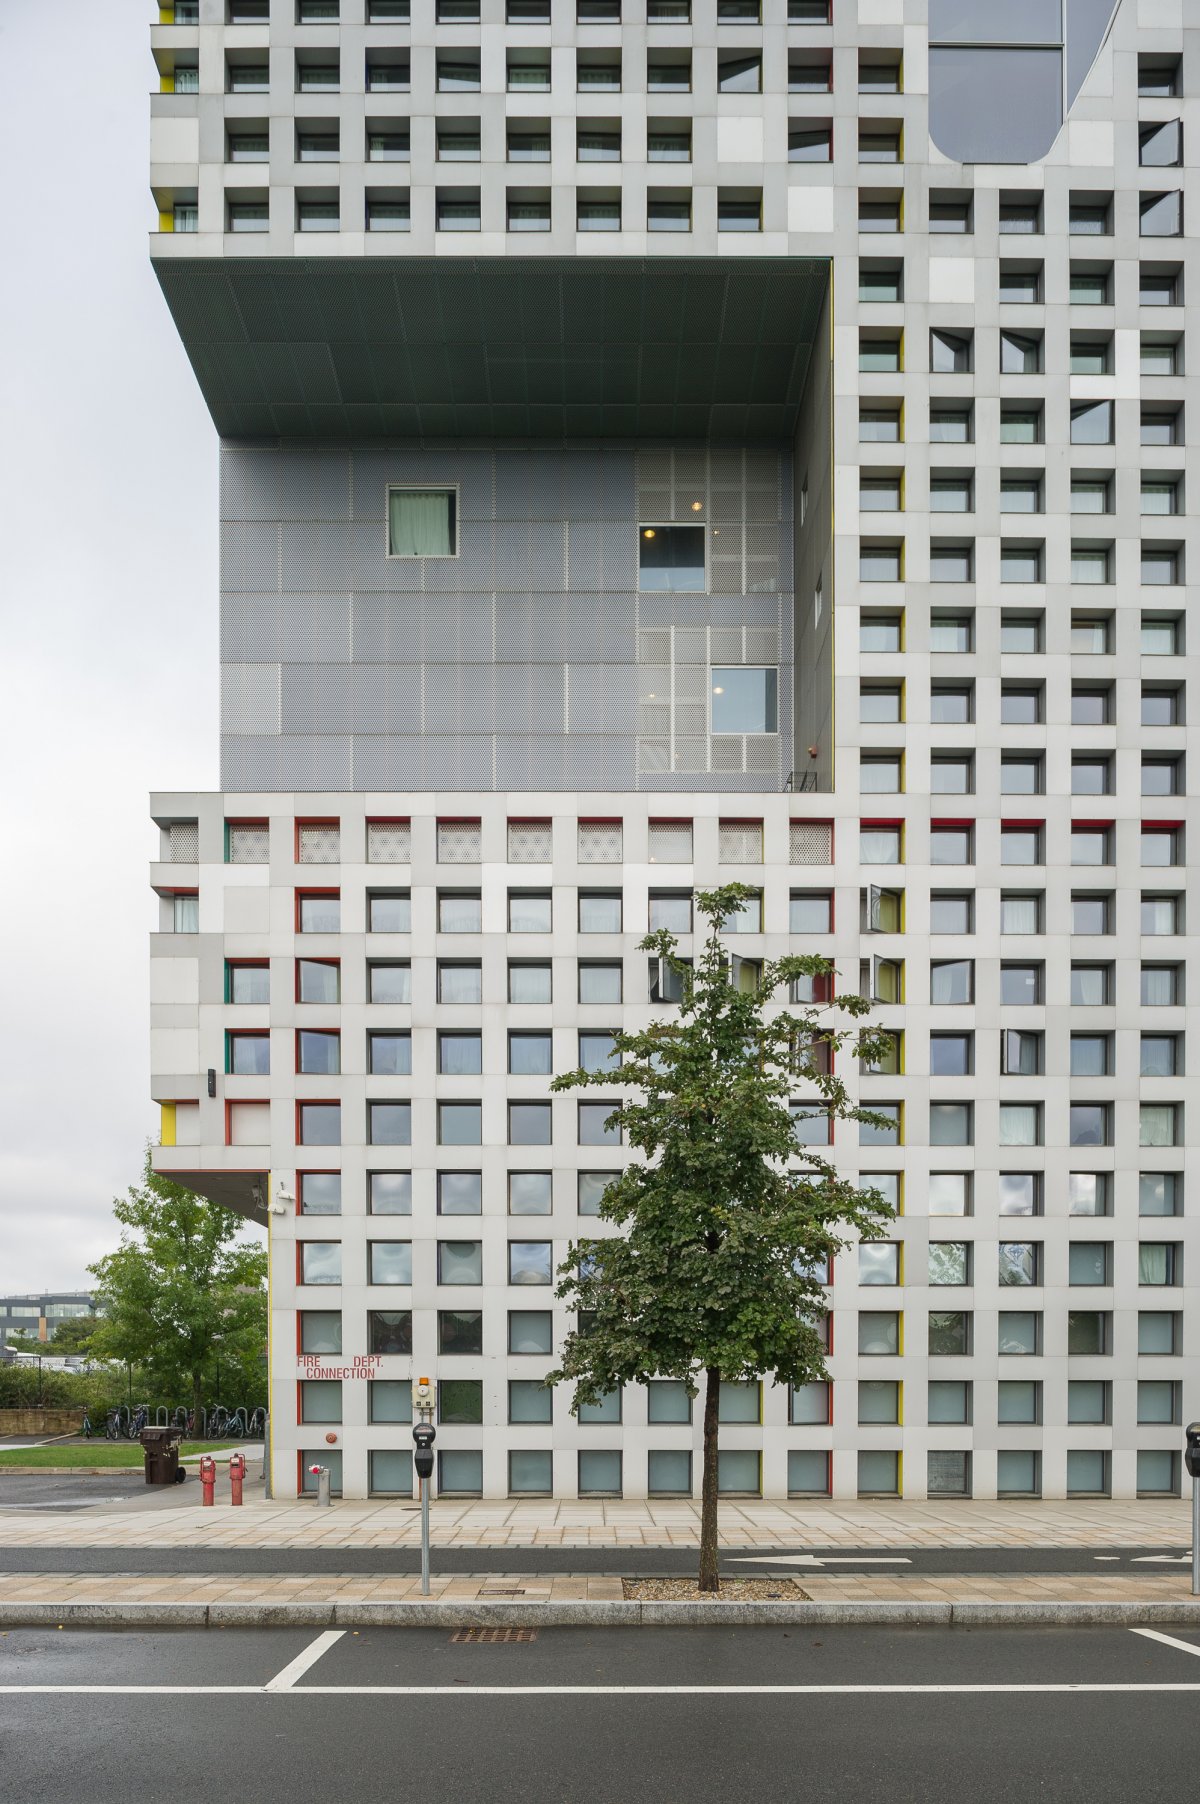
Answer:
(200, 1453, 216, 1507)
(229, 1451, 246, 1507)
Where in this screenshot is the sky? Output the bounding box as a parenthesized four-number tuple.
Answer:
(0, 1, 254, 1290)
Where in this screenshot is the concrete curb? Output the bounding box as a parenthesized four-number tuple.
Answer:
(5, 1598, 1200, 1630)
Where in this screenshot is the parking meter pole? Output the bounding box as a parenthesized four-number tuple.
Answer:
(421, 1475, 431, 1596)
(412, 1380, 436, 1599)
(1185, 1424, 1200, 1594)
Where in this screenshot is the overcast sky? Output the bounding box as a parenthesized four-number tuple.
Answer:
(0, 2, 258, 1291)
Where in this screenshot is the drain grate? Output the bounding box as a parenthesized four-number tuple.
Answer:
(451, 1628, 538, 1644)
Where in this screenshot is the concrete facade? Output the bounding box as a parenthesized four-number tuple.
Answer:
(148, 0, 1199, 1499)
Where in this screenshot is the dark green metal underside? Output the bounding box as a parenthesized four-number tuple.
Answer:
(153, 255, 828, 440)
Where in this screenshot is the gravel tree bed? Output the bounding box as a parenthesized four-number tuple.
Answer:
(623, 1577, 810, 1602)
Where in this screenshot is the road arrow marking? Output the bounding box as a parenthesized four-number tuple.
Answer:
(1131, 1554, 1192, 1565)
(729, 1554, 913, 1569)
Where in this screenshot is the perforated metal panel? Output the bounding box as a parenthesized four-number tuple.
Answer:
(578, 821, 622, 863)
(438, 819, 482, 863)
(167, 821, 199, 862)
(298, 823, 341, 864)
(647, 822, 693, 863)
(219, 440, 794, 792)
(228, 824, 271, 864)
(719, 821, 763, 863)
(508, 820, 553, 862)
(790, 821, 833, 865)
(367, 820, 412, 863)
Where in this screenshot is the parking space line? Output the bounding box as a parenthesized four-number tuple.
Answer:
(1129, 1629, 1200, 1659)
(4, 1681, 1200, 1697)
(265, 1629, 346, 1692)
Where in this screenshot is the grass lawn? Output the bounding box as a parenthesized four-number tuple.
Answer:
(0, 1441, 259, 1469)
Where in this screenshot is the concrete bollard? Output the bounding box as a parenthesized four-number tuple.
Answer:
(309, 1463, 331, 1507)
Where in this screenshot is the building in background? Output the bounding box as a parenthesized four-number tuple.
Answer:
(148, 0, 1197, 1501)
(0, 1294, 97, 1348)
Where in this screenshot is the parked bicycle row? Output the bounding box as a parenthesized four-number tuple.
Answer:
(78, 1403, 266, 1441)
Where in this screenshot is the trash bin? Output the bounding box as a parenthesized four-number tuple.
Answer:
(140, 1426, 185, 1486)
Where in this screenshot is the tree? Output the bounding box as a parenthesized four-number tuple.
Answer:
(88, 1153, 267, 1421)
(45, 1315, 103, 1354)
(549, 884, 894, 1592)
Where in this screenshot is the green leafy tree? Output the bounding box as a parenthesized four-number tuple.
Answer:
(550, 884, 894, 1592)
(44, 1315, 103, 1354)
(88, 1154, 267, 1421)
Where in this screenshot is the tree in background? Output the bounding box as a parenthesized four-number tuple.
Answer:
(88, 1154, 267, 1421)
(550, 884, 894, 1593)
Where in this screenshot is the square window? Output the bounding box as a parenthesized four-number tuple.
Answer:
(997, 1380, 1039, 1424)
(928, 1311, 970, 1356)
(369, 1241, 412, 1286)
(639, 525, 704, 592)
(438, 1309, 483, 1354)
(299, 1311, 341, 1355)
(509, 1101, 552, 1146)
(438, 1102, 482, 1146)
(438, 1450, 483, 1495)
(508, 1032, 552, 1077)
(370, 1171, 412, 1215)
(369, 1102, 411, 1146)
(711, 668, 778, 735)
(369, 1380, 412, 1425)
(369, 1309, 413, 1354)
(299, 1172, 341, 1216)
(717, 191, 762, 231)
(648, 1450, 692, 1496)
(509, 1379, 552, 1424)
(438, 1168, 480, 1212)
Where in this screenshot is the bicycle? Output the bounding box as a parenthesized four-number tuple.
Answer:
(80, 1411, 94, 1440)
(127, 1406, 149, 1440)
(104, 1409, 124, 1442)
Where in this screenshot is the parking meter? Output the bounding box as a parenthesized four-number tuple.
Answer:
(412, 1423, 436, 1481)
(1186, 1424, 1200, 1479)
(1187, 1425, 1200, 1598)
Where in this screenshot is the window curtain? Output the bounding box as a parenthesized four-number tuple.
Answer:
(1140, 1105, 1176, 1147)
(390, 490, 453, 556)
(1139, 1244, 1169, 1286)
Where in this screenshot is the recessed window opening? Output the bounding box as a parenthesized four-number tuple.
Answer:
(387, 488, 458, 557)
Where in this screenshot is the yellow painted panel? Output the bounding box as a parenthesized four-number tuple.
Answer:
(159, 211, 174, 233)
(160, 1102, 177, 1147)
(897, 1380, 904, 1426)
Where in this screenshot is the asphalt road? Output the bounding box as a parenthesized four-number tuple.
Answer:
(0, 1542, 1189, 1575)
(0, 1470, 262, 1512)
(1, 1624, 1198, 1802)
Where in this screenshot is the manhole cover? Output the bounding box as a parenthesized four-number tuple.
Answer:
(451, 1628, 538, 1644)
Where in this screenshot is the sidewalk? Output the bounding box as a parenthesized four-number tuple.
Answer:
(2, 1567, 1200, 1628)
(0, 1495, 1191, 1549)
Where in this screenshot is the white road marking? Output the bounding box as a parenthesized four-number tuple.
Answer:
(4, 1681, 1200, 1697)
(729, 1554, 912, 1568)
(1131, 1555, 1192, 1565)
(264, 1629, 346, 1692)
(1130, 1628, 1200, 1658)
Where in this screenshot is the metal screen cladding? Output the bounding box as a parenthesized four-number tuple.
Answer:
(220, 442, 798, 793)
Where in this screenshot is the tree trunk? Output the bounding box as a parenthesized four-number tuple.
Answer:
(698, 1364, 721, 1593)
(192, 1369, 203, 1433)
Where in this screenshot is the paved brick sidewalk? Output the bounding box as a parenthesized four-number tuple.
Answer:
(0, 1569, 1197, 1610)
(0, 1496, 1190, 1549)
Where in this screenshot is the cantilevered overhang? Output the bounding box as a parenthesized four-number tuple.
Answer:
(153, 1152, 269, 1227)
(153, 255, 828, 440)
